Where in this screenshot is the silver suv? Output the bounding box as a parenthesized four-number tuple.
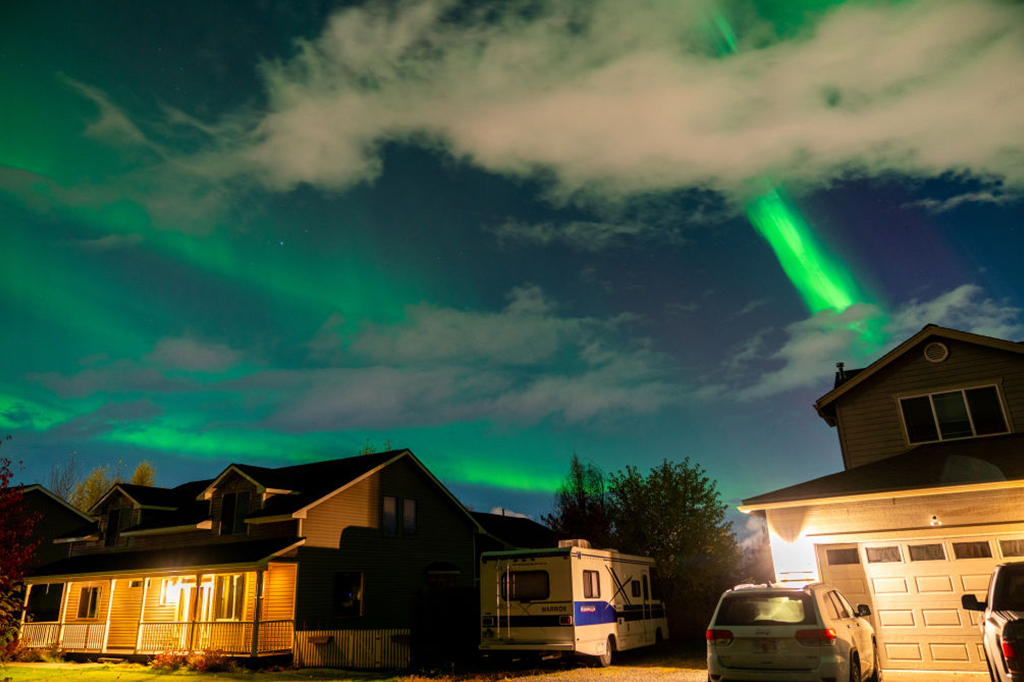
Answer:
(706, 583, 880, 682)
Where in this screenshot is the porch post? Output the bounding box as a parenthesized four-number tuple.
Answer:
(188, 573, 202, 651)
(135, 577, 151, 654)
(250, 569, 264, 657)
(102, 579, 116, 652)
(57, 581, 72, 649)
(20, 583, 32, 628)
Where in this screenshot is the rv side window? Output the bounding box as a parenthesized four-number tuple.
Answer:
(501, 570, 549, 601)
(631, 580, 641, 598)
(583, 570, 600, 599)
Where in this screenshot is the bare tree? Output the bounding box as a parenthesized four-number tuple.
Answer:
(47, 452, 82, 501)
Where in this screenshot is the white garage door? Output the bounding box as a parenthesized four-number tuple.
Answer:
(819, 535, 1024, 673)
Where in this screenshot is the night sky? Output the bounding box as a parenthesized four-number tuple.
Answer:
(3, 0, 1023, 530)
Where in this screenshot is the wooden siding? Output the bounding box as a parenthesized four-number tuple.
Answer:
(106, 579, 144, 649)
(834, 338, 1024, 469)
(264, 563, 297, 621)
(24, 490, 84, 568)
(64, 580, 111, 624)
(295, 456, 476, 630)
(767, 486, 1024, 542)
(293, 628, 410, 669)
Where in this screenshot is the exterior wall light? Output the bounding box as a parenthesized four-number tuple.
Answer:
(930, 515, 942, 526)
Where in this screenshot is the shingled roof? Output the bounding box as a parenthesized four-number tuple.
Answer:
(740, 432, 1024, 511)
(28, 537, 304, 581)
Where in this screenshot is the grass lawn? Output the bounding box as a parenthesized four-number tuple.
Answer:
(0, 641, 706, 682)
(1, 664, 397, 682)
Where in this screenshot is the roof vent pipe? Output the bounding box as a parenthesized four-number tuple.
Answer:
(836, 362, 846, 380)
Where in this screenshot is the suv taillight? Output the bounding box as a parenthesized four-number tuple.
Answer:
(1003, 638, 1023, 672)
(795, 628, 837, 646)
(706, 629, 733, 645)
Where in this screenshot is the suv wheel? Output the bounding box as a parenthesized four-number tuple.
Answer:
(869, 641, 882, 682)
(850, 652, 859, 682)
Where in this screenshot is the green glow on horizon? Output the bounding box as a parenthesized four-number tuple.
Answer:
(745, 188, 861, 313)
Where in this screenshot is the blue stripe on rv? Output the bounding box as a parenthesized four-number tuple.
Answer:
(574, 601, 616, 626)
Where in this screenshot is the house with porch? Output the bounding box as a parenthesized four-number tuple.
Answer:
(21, 449, 487, 664)
(740, 324, 1024, 679)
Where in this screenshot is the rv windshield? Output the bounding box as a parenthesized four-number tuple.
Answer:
(501, 570, 549, 602)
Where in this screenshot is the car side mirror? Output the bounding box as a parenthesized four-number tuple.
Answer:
(962, 594, 986, 612)
(856, 604, 871, 618)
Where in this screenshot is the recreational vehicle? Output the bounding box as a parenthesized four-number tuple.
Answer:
(479, 541, 668, 666)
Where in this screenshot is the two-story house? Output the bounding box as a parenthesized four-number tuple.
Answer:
(740, 324, 1024, 679)
(21, 449, 487, 666)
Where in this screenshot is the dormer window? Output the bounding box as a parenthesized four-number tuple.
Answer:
(899, 385, 1009, 445)
(220, 491, 251, 536)
(105, 509, 121, 547)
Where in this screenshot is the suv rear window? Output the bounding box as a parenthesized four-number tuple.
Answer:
(715, 593, 816, 626)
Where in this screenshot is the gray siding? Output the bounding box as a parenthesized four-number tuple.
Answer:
(294, 457, 476, 630)
(834, 338, 1024, 469)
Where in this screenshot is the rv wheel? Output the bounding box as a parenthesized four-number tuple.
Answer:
(596, 636, 614, 667)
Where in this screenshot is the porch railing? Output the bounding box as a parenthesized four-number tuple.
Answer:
(136, 620, 294, 654)
(20, 622, 61, 649)
(59, 623, 106, 651)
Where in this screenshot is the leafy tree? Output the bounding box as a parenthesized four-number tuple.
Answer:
(606, 458, 740, 637)
(0, 439, 40, 656)
(542, 453, 611, 547)
(70, 460, 157, 512)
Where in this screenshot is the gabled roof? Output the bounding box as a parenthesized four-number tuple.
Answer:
(739, 432, 1024, 512)
(22, 484, 93, 522)
(814, 324, 1024, 426)
(472, 512, 556, 549)
(88, 482, 181, 514)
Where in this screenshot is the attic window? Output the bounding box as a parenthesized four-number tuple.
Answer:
(899, 385, 1009, 445)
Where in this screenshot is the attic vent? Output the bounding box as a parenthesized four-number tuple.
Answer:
(924, 342, 949, 363)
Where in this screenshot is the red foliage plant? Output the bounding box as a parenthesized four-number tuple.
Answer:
(0, 449, 42, 652)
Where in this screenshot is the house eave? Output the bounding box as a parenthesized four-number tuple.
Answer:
(120, 519, 213, 536)
(738, 477, 1024, 514)
(54, 534, 100, 544)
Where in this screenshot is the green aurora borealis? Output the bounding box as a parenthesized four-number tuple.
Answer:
(2, 0, 1023, 517)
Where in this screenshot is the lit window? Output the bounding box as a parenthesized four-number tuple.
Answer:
(159, 578, 179, 605)
(213, 574, 245, 620)
(334, 572, 363, 617)
(866, 546, 902, 563)
(382, 496, 397, 537)
(77, 586, 101, 619)
(826, 548, 860, 565)
(583, 570, 600, 599)
(403, 499, 417, 536)
(953, 541, 993, 559)
(900, 386, 1008, 444)
(908, 544, 946, 561)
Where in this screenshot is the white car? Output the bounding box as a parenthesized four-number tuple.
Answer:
(706, 583, 880, 682)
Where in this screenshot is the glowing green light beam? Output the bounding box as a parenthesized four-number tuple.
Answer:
(745, 188, 860, 313)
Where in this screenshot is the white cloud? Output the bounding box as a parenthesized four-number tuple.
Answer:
(490, 219, 686, 251)
(146, 337, 243, 372)
(904, 191, 1018, 214)
(198, 0, 1024, 202)
(349, 285, 583, 366)
(732, 284, 1024, 399)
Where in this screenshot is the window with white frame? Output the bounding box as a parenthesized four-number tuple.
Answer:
(213, 574, 245, 620)
(899, 385, 1008, 444)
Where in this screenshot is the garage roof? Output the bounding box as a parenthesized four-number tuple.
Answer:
(740, 432, 1024, 512)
